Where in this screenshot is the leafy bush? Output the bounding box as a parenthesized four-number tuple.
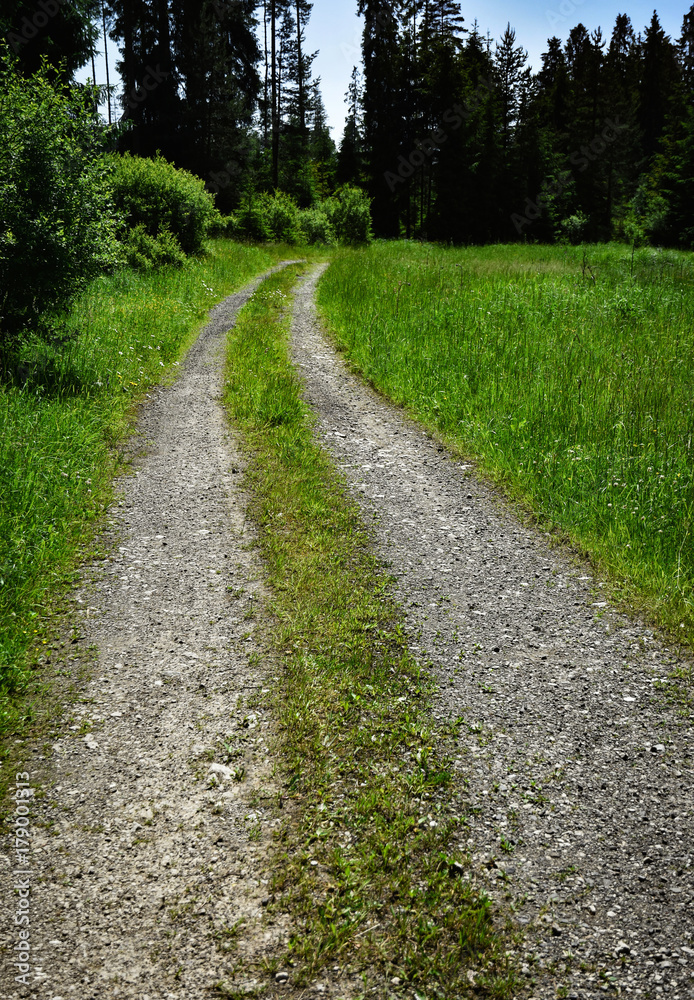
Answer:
(212, 188, 371, 247)
(122, 224, 186, 270)
(621, 182, 671, 247)
(105, 152, 217, 256)
(0, 62, 120, 344)
(205, 207, 229, 237)
(259, 190, 302, 244)
(325, 186, 373, 245)
(559, 212, 588, 245)
(299, 207, 335, 245)
(233, 205, 273, 243)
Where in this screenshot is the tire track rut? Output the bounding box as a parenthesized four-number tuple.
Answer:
(291, 264, 694, 1000)
(1, 265, 301, 1000)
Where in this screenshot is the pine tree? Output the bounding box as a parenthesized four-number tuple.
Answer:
(638, 11, 680, 162)
(537, 36, 569, 137)
(308, 80, 336, 197)
(679, 4, 694, 90)
(177, 0, 260, 195)
(358, 0, 403, 236)
(293, 0, 313, 139)
(420, 0, 465, 42)
(1, 0, 100, 80)
(105, 0, 260, 203)
(604, 14, 640, 233)
(337, 66, 365, 186)
(494, 23, 527, 148)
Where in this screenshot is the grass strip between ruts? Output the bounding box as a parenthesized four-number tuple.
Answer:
(223, 263, 521, 998)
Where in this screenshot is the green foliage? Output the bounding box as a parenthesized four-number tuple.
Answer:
(122, 224, 186, 270)
(324, 186, 373, 245)
(622, 181, 670, 246)
(559, 212, 589, 245)
(105, 152, 217, 257)
(224, 189, 369, 246)
(232, 205, 273, 243)
(0, 0, 99, 81)
(258, 190, 303, 244)
(0, 62, 120, 344)
(298, 207, 335, 245)
(318, 242, 694, 644)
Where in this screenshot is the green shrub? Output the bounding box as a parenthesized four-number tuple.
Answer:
(222, 214, 240, 238)
(259, 190, 302, 243)
(214, 189, 370, 247)
(299, 207, 335, 245)
(233, 204, 273, 242)
(206, 208, 229, 237)
(325, 186, 373, 245)
(122, 224, 186, 269)
(559, 212, 588, 245)
(105, 152, 217, 256)
(0, 62, 120, 344)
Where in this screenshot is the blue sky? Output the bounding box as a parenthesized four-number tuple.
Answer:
(81, 2, 690, 142)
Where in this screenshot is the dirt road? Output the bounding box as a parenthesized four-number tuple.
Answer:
(2, 261, 692, 1000)
(0, 267, 298, 999)
(291, 265, 694, 1000)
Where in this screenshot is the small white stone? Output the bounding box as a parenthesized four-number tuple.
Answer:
(209, 763, 233, 780)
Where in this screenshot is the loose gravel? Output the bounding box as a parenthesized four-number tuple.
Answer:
(3, 261, 692, 1000)
(292, 265, 694, 1000)
(0, 268, 300, 999)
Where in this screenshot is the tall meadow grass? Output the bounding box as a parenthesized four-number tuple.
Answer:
(317, 242, 694, 643)
(0, 241, 279, 731)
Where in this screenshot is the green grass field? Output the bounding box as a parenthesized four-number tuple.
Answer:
(0, 241, 281, 738)
(317, 242, 694, 649)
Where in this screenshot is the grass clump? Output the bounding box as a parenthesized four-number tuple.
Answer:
(0, 240, 284, 743)
(317, 242, 694, 653)
(223, 263, 517, 996)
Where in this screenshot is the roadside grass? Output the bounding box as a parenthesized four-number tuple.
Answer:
(317, 242, 694, 657)
(223, 264, 519, 997)
(0, 240, 285, 754)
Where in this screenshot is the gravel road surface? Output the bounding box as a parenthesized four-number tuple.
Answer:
(291, 264, 694, 1000)
(2, 261, 692, 1000)
(0, 267, 299, 999)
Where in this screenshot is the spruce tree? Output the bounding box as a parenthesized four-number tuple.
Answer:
(494, 23, 527, 148)
(337, 66, 365, 186)
(358, 0, 403, 236)
(638, 11, 680, 162)
(679, 4, 694, 89)
(1, 0, 100, 80)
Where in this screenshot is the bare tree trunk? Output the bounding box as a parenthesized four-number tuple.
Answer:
(102, 2, 111, 124)
(263, 0, 269, 146)
(295, 0, 305, 139)
(271, 0, 279, 187)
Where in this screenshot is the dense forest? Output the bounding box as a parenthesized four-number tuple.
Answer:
(1, 0, 694, 245)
